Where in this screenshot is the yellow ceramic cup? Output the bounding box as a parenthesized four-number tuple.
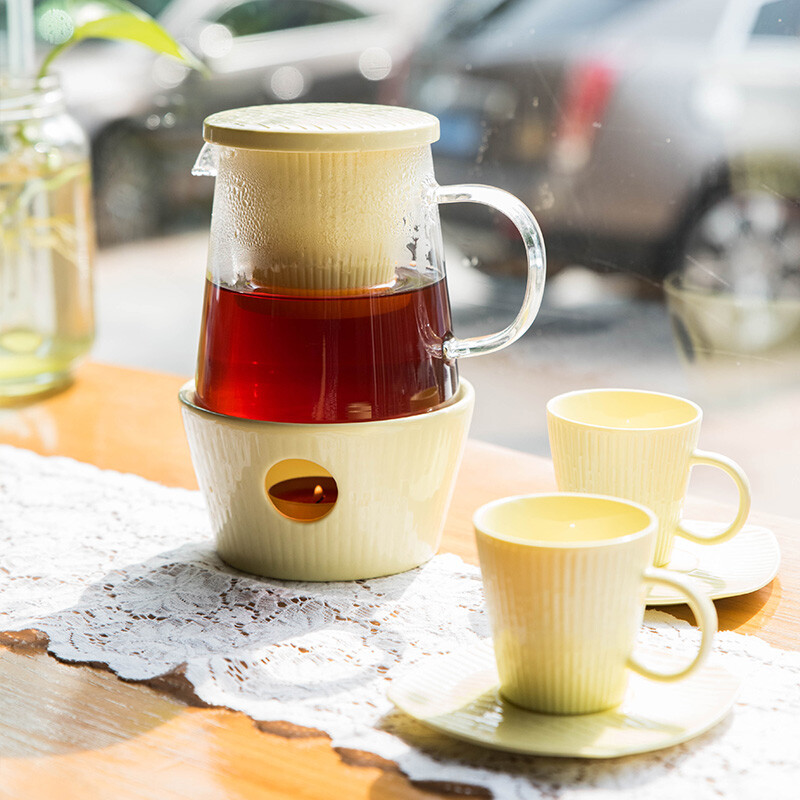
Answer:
(547, 388, 751, 566)
(473, 493, 717, 715)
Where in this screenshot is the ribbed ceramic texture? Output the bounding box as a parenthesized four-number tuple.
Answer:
(180, 380, 473, 581)
(207, 144, 436, 292)
(388, 640, 741, 758)
(203, 103, 440, 152)
(646, 521, 781, 605)
(475, 529, 654, 714)
(547, 415, 700, 566)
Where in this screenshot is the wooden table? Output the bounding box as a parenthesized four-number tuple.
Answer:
(1, 362, 797, 799)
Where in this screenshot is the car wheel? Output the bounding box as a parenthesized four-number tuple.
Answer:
(678, 189, 800, 300)
(92, 124, 163, 246)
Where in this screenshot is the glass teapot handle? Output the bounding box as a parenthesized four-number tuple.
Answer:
(436, 184, 546, 360)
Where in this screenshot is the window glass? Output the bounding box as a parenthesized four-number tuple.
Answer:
(404, 0, 800, 516)
(26, 0, 798, 521)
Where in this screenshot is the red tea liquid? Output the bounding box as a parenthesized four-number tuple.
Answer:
(195, 269, 458, 422)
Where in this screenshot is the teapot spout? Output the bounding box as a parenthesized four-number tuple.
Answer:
(192, 143, 218, 177)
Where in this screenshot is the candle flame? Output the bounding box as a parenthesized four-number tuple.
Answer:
(314, 484, 324, 503)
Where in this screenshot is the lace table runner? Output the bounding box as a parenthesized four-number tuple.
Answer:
(1, 444, 798, 798)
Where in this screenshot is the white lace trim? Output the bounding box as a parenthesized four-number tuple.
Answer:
(1, 445, 798, 798)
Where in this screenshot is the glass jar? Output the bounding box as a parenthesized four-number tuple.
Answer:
(0, 74, 94, 400)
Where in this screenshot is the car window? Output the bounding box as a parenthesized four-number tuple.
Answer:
(130, 0, 175, 17)
(505, 0, 651, 37)
(751, 0, 800, 37)
(33, 0, 174, 25)
(214, 0, 365, 38)
(602, 0, 726, 41)
(431, 0, 522, 41)
(431, 0, 652, 42)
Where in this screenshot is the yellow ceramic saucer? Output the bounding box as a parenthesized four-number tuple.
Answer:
(388, 642, 740, 759)
(647, 522, 780, 606)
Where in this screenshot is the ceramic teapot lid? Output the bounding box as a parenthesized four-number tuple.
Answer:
(203, 103, 440, 152)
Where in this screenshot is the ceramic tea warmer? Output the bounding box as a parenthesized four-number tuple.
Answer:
(180, 103, 546, 580)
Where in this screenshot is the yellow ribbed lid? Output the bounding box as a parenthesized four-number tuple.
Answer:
(203, 103, 440, 152)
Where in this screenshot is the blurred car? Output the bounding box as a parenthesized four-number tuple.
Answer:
(403, 0, 800, 297)
(42, 0, 437, 243)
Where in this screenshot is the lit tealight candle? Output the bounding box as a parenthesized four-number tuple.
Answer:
(267, 476, 338, 522)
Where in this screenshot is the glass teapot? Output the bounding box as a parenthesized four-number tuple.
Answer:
(192, 103, 545, 423)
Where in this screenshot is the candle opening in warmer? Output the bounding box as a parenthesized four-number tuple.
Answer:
(265, 474, 338, 523)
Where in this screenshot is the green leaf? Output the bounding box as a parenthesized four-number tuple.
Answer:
(37, 0, 208, 78)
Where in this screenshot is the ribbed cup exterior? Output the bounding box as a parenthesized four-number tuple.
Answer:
(476, 526, 654, 714)
(180, 380, 473, 581)
(547, 415, 700, 566)
(207, 145, 436, 292)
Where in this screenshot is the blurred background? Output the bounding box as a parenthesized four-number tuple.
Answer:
(3, 0, 800, 515)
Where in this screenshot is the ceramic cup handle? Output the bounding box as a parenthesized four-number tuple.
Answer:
(435, 184, 546, 360)
(627, 568, 717, 682)
(676, 449, 751, 546)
